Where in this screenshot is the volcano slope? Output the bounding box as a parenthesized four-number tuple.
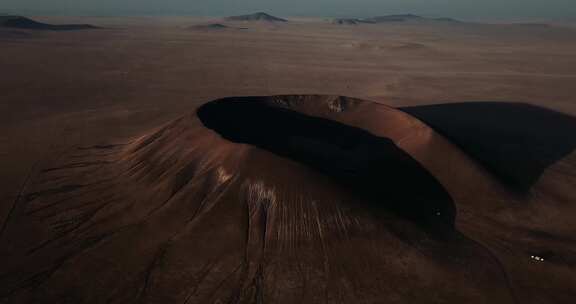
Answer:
(1, 95, 576, 303)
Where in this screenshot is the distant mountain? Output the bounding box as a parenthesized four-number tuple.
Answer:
(365, 14, 424, 23)
(332, 18, 373, 25)
(0, 16, 98, 30)
(367, 14, 462, 23)
(333, 14, 462, 25)
(225, 12, 287, 22)
(433, 17, 461, 23)
(189, 23, 248, 31)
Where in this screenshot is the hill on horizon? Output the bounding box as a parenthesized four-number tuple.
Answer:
(225, 12, 288, 22)
(333, 14, 462, 25)
(0, 15, 99, 30)
(189, 23, 248, 31)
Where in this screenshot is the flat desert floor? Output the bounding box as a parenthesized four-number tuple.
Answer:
(1, 16, 576, 302)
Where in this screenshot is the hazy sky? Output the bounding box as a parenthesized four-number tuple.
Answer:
(2, 0, 575, 19)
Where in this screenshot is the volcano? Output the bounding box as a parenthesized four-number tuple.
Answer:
(1, 96, 575, 303)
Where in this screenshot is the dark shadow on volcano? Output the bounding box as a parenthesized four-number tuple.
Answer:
(197, 97, 455, 235)
(401, 102, 576, 193)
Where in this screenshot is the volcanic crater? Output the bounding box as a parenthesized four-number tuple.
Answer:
(1, 95, 576, 303)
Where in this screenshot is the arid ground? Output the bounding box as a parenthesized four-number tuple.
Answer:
(1, 16, 576, 303)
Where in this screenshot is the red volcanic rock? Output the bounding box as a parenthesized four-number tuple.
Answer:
(1, 95, 575, 303)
